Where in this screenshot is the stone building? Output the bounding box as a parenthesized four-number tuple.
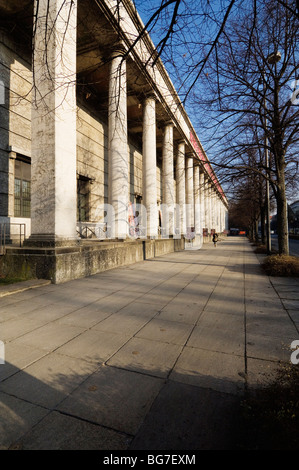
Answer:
(0, 0, 228, 283)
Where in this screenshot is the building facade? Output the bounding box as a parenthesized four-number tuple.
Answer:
(0, 0, 228, 283)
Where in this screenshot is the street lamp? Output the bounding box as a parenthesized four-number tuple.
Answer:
(264, 50, 281, 255)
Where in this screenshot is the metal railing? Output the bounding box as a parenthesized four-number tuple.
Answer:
(77, 222, 109, 240)
(0, 223, 26, 255)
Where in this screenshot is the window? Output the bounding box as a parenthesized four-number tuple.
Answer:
(14, 157, 31, 218)
(77, 176, 90, 222)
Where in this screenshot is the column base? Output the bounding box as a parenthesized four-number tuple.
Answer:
(24, 234, 80, 248)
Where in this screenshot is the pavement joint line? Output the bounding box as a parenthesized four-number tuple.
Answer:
(98, 255, 213, 365)
(1, 238, 298, 450)
(4, 385, 135, 447)
(54, 408, 135, 439)
(183, 344, 245, 358)
(269, 278, 299, 336)
(246, 354, 289, 364)
(102, 247, 226, 369)
(2, 254, 212, 370)
(162, 245, 235, 381)
(243, 240, 248, 390)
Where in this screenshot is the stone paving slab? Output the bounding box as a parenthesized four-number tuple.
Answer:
(157, 298, 205, 324)
(57, 365, 164, 435)
(281, 299, 299, 310)
(0, 317, 46, 342)
(0, 343, 47, 382)
(14, 410, 131, 450)
(55, 329, 131, 364)
(12, 323, 85, 352)
(0, 352, 98, 409)
(169, 347, 245, 395)
(135, 318, 194, 345)
(107, 337, 183, 378)
(246, 333, 295, 362)
(0, 391, 49, 450)
(129, 381, 243, 450)
(187, 323, 244, 356)
(0, 237, 298, 450)
(91, 312, 150, 336)
(246, 312, 298, 338)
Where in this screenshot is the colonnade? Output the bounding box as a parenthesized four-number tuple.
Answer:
(29, 0, 227, 245)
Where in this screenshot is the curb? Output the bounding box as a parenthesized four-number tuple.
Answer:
(0, 279, 51, 298)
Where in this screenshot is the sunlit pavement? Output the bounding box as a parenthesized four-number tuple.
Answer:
(0, 237, 298, 450)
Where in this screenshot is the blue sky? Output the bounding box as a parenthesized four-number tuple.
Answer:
(132, 0, 299, 204)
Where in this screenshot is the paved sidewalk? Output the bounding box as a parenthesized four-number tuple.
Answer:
(0, 237, 298, 450)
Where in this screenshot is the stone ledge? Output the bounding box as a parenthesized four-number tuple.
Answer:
(0, 238, 185, 284)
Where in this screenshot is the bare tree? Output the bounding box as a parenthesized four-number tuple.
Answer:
(198, 1, 298, 254)
(132, 0, 299, 255)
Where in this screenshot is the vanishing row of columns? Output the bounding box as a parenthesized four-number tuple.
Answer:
(107, 50, 227, 239)
(29, 0, 227, 244)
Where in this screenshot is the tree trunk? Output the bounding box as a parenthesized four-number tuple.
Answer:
(260, 203, 266, 245)
(276, 165, 289, 255)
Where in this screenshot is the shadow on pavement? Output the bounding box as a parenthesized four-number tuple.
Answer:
(0, 357, 248, 450)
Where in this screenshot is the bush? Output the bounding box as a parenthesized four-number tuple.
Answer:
(262, 254, 299, 277)
(254, 244, 268, 254)
(240, 365, 299, 449)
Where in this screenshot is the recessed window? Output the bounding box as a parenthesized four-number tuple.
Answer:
(14, 157, 31, 218)
(77, 176, 90, 222)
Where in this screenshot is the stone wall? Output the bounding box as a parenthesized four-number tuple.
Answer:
(0, 34, 151, 233)
(0, 35, 31, 220)
(0, 237, 185, 283)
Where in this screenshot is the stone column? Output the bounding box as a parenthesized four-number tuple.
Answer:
(193, 164, 201, 235)
(217, 197, 221, 232)
(212, 185, 217, 231)
(8, 151, 16, 218)
(108, 46, 128, 239)
(30, 0, 77, 244)
(176, 140, 186, 235)
(222, 202, 226, 232)
(225, 207, 229, 232)
(199, 171, 205, 236)
(219, 202, 223, 233)
(211, 188, 215, 231)
(186, 155, 194, 232)
(216, 194, 220, 232)
(215, 191, 219, 232)
(142, 95, 157, 238)
(162, 122, 174, 236)
(207, 179, 212, 234)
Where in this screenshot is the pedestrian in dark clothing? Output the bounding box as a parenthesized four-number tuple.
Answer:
(212, 232, 218, 247)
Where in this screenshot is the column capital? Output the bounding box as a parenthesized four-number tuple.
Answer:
(109, 42, 127, 58)
(176, 139, 187, 147)
(163, 119, 174, 128)
(8, 151, 17, 160)
(143, 91, 158, 102)
(185, 151, 195, 159)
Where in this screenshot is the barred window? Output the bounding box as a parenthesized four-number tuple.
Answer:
(14, 157, 31, 218)
(77, 176, 90, 222)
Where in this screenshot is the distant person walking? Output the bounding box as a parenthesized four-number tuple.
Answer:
(212, 232, 218, 247)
